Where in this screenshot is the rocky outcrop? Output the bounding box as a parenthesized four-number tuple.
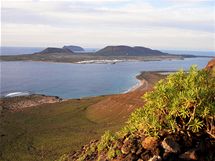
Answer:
(206, 58, 215, 70)
(95, 45, 169, 56)
(205, 58, 215, 76)
(141, 137, 158, 151)
(161, 136, 180, 153)
(63, 45, 85, 52)
(0, 94, 62, 112)
(179, 149, 197, 160)
(69, 131, 215, 161)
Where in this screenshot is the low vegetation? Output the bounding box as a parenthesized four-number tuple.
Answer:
(125, 65, 215, 136)
(0, 97, 122, 161)
(72, 66, 215, 161)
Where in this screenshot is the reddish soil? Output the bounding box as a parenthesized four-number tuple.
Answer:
(86, 72, 166, 124)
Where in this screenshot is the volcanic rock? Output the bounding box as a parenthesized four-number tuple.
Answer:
(161, 137, 180, 153)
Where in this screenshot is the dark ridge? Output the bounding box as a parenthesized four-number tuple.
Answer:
(133, 46, 169, 56)
(35, 47, 74, 54)
(63, 45, 85, 52)
(95, 45, 170, 56)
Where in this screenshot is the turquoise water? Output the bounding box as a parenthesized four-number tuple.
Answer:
(0, 57, 212, 98)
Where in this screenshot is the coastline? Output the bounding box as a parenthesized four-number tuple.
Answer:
(125, 79, 144, 93)
(0, 71, 166, 112)
(1, 71, 147, 100)
(0, 54, 186, 64)
(124, 73, 145, 93)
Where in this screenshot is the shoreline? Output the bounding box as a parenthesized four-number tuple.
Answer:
(124, 73, 145, 93)
(0, 53, 214, 64)
(0, 57, 178, 64)
(0, 71, 168, 112)
(0, 55, 186, 64)
(125, 79, 144, 93)
(0, 72, 147, 100)
(1, 71, 169, 100)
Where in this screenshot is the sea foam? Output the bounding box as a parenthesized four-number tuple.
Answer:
(5, 92, 30, 97)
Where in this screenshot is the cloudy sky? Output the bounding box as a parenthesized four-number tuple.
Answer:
(1, 0, 215, 50)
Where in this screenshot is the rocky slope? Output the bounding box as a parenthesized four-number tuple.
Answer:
(0, 94, 62, 112)
(69, 131, 214, 161)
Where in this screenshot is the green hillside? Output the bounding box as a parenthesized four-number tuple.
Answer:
(0, 97, 123, 161)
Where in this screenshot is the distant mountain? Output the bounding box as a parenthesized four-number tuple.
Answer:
(95, 45, 169, 56)
(63, 45, 84, 52)
(133, 46, 169, 56)
(35, 47, 73, 54)
(1, 45, 192, 63)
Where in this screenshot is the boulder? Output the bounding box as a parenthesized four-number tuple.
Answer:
(141, 150, 153, 160)
(148, 155, 162, 161)
(121, 140, 132, 154)
(136, 147, 143, 155)
(179, 149, 197, 160)
(124, 153, 138, 161)
(161, 137, 180, 153)
(142, 137, 158, 150)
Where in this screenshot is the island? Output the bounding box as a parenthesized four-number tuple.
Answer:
(0, 45, 200, 64)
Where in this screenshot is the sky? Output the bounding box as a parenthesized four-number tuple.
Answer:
(1, 0, 215, 50)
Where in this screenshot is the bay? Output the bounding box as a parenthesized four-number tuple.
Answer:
(0, 57, 212, 98)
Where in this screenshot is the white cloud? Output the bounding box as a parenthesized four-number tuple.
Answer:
(1, 0, 215, 50)
(165, 0, 213, 3)
(2, 23, 214, 50)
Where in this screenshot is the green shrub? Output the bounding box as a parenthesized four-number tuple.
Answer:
(107, 147, 116, 159)
(125, 66, 215, 136)
(115, 149, 122, 156)
(97, 131, 116, 152)
(77, 143, 97, 161)
(57, 154, 69, 161)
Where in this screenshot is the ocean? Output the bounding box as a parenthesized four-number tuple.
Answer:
(1, 47, 214, 98)
(0, 56, 212, 98)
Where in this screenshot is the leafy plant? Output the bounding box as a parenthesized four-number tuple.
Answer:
(107, 147, 116, 159)
(57, 154, 69, 161)
(77, 143, 97, 161)
(115, 149, 122, 156)
(97, 131, 116, 152)
(125, 66, 215, 136)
